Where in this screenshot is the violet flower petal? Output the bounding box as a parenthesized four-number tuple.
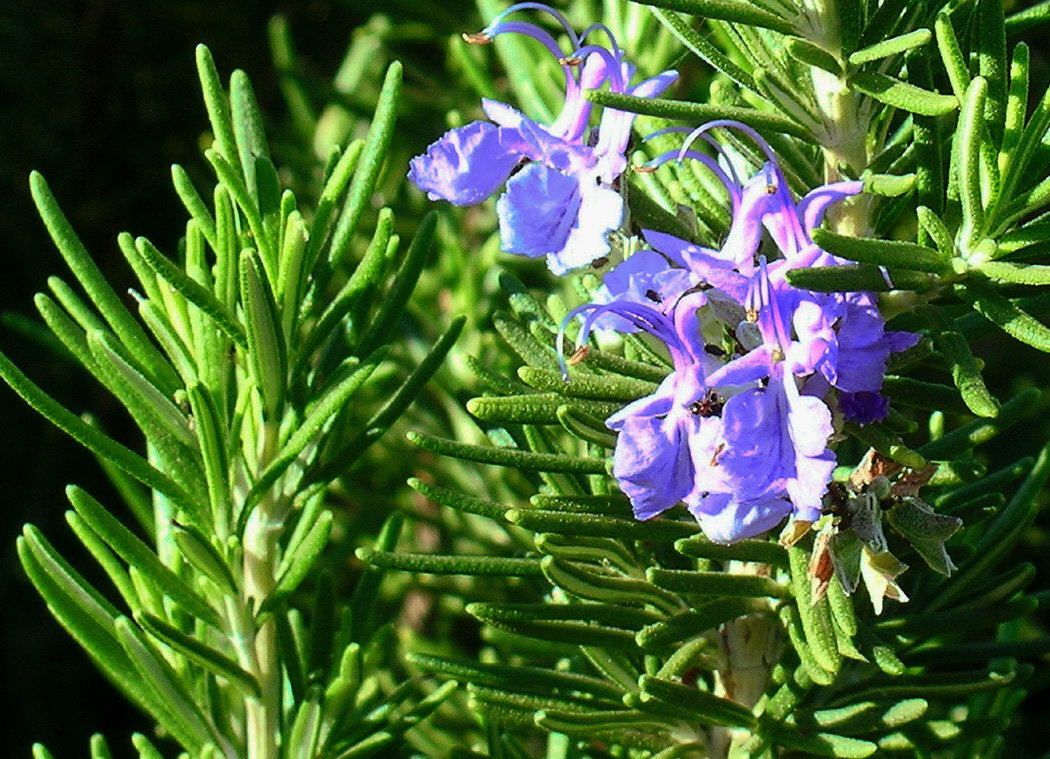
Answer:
(548, 181, 623, 274)
(593, 250, 693, 331)
(613, 414, 694, 519)
(839, 390, 891, 425)
(496, 163, 583, 259)
(408, 121, 529, 205)
(606, 374, 677, 430)
(689, 493, 793, 544)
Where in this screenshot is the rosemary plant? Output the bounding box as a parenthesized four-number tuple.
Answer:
(3, 46, 458, 758)
(7, 0, 1050, 757)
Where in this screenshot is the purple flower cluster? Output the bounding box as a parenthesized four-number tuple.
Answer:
(564, 123, 918, 543)
(408, 4, 676, 274)
(407, 7, 917, 545)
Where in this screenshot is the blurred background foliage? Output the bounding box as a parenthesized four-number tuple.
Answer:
(4, 0, 1050, 756)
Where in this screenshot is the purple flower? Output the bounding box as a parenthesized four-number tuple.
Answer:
(640, 121, 918, 404)
(792, 290, 920, 395)
(642, 229, 750, 304)
(839, 391, 891, 425)
(689, 379, 834, 543)
(407, 4, 677, 273)
(497, 162, 626, 274)
(407, 120, 529, 206)
(591, 248, 694, 331)
(557, 119, 922, 543)
(560, 294, 717, 519)
(689, 262, 837, 540)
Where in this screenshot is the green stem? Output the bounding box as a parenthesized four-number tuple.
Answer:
(800, 0, 875, 235)
(243, 422, 283, 759)
(711, 563, 783, 758)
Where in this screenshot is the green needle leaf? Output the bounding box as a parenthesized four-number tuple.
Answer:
(239, 248, 287, 419)
(586, 91, 809, 139)
(230, 69, 272, 205)
(170, 165, 217, 250)
(66, 511, 139, 613)
(242, 347, 387, 519)
(647, 7, 756, 91)
(0, 349, 196, 513)
(928, 318, 1000, 418)
(29, 172, 179, 394)
(266, 511, 333, 610)
(631, 0, 794, 33)
(958, 281, 1050, 352)
(675, 535, 787, 566)
(184, 384, 231, 526)
(89, 735, 113, 759)
(1005, 0, 1050, 33)
(810, 228, 948, 272)
(467, 603, 639, 648)
(787, 37, 842, 75)
(87, 330, 196, 451)
(955, 78, 989, 246)
(845, 422, 926, 469)
(977, 0, 1008, 146)
(979, 260, 1050, 284)
(862, 173, 915, 197)
(639, 675, 758, 729)
(360, 549, 544, 577)
(17, 529, 185, 747)
(787, 546, 843, 676)
(541, 556, 681, 614)
(318, 315, 465, 480)
(849, 29, 931, 66)
(1000, 43, 1029, 169)
(934, 12, 970, 101)
(785, 265, 931, 292)
(556, 405, 618, 448)
(293, 207, 392, 374)
(508, 509, 695, 541)
(466, 394, 623, 425)
(997, 69, 1050, 221)
(134, 611, 260, 698)
(409, 652, 622, 700)
(195, 45, 241, 174)
(205, 150, 271, 264)
(355, 211, 437, 358)
(919, 387, 1041, 459)
(916, 206, 955, 259)
(328, 61, 402, 265)
(851, 71, 958, 116)
(66, 486, 220, 627)
(764, 722, 877, 758)
(408, 479, 507, 520)
(113, 617, 218, 752)
(408, 431, 607, 473)
(636, 599, 757, 649)
(647, 568, 789, 598)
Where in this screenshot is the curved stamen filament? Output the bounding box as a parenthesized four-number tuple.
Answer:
(578, 22, 621, 58)
(569, 43, 626, 92)
(484, 20, 572, 66)
(680, 119, 779, 167)
(642, 148, 741, 205)
(558, 301, 687, 379)
(481, 19, 582, 128)
(485, 3, 581, 47)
